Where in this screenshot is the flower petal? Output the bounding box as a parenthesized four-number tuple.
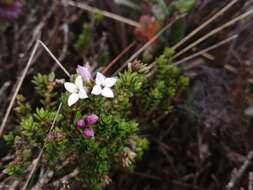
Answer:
(91, 85, 102, 95)
(68, 93, 79, 106)
(83, 128, 94, 138)
(102, 87, 114, 98)
(95, 72, 105, 85)
(64, 82, 78, 93)
(79, 88, 88, 99)
(103, 77, 117, 88)
(85, 114, 98, 125)
(75, 75, 83, 89)
(76, 65, 92, 82)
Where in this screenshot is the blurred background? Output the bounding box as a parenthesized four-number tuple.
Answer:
(1, 0, 253, 189)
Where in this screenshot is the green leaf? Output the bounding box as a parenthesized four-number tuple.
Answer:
(5, 162, 25, 177)
(153, 0, 173, 20)
(174, 0, 196, 13)
(170, 17, 186, 45)
(48, 72, 55, 82)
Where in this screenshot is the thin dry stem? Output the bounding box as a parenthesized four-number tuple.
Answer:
(22, 149, 45, 190)
(172, 35, 238, 66)
(68, 1, 140, 27)
(51, 168, 79, 187)
(0, 40, 40, 137)
(226, 151, 253, 190)
(192, 47, 215, 61)
(0, 40, 70, 137)
(102, 41, 136, 75)
(249, 172, 253, 190)
(174, 9, 253, 58)
(172, 0, 239, 50)
(38, 40, 70, 77)
(22, 103, 62, 190)
(224, 64, 238, 73)
(114, 14, 185, 74)
(0, 81, 11, 101)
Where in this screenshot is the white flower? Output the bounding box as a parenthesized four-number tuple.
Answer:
(91, 72, 117, 98)
(64, 75, 88, 106)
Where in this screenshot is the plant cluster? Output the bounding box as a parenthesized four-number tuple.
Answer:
(138, 48, 189, 124)
(4, 47, 188, 189)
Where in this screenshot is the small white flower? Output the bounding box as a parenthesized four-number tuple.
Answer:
(91, 72, 117, 98)
(64, 75, 88, 106)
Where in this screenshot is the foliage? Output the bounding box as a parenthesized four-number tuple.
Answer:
(74, 15, 109, 66)
(152, 0, 173, 20)
(174, 0, 196, 13)
(74, 24, 93, 54)
(32, 72, 57, 109)
(4, 50, 188, 189)
(170, 17, 186, 45)
(152, 0, 196, 21)
(139, 48, 189, 124)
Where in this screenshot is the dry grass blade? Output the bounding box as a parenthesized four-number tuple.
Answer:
(0, 40, 40, 137)
(68, 0, 140, 27)
(172, 0, 239, 50)
(114, 0, 140, 10)
(22, 149, 44, 190)
(21, 103, 63, 190)
(174, 9, 253, 58)
(0, 40, 70, 137)
(226, 151, 253, 190)
(114, 14, 185, 74)
(38, 40, 70, 77)
(172, 35, 238, 66)
(224, 64, 238, 73)
(102, 41, 136, 75)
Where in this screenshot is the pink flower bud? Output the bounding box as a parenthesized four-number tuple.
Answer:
(0, 1, 22, 19)
(83, 128, 94, 139)
(76, 65, 92, 82)
(85, 114, 98, 126)
(77, 119, 86, 129)
(47, 132, 53, 141)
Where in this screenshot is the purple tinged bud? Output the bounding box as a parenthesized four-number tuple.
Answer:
(77, 119, 86, 129)
(47, 132, 53, 141)
(83, 128, 94, 139)
(76, 65, 92, 82)
(85, 114, 98, 126)
(0, 1, 22, 19)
